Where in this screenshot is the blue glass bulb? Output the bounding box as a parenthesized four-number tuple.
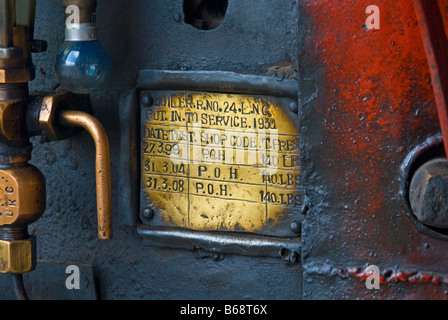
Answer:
(55, 40, 111, 94)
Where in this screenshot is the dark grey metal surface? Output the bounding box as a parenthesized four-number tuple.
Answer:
(24, 260, 97, 300)
(137, 70, 299, 98)
(137, 225, 301, 260)
(0, 0, 301, 300)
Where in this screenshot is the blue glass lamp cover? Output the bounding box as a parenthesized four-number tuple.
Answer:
(55, 40, 111, 94)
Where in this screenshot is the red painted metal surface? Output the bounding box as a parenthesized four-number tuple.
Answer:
(300, 0, 448, 299)
(348, 266, 448, 286)
(414, 0, 448, 155)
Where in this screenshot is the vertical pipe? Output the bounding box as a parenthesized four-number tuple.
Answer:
(0, 0, 14, 48)
(15, 0, 36, 39)
(59, 110, 113, 240)
(28, 0, 36, 40)
(11, 274, 29, 300)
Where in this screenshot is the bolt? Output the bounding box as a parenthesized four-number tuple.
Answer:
(174, 13, 182, 23)
(142, 207, 154, 220)
(289, 102, 298, 113)
(409, 157, 448, 229)
(141, 94, 153, 107)
(290, 219, 302, 235)
(301, 203, 309, 215)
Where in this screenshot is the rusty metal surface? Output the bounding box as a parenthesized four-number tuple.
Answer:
(6, 0, 300, 300)
(409, 157, 448, 229)
(299, 0, 448, 299)
(0, 0, 444, 300)
(414, 0, 448, 155)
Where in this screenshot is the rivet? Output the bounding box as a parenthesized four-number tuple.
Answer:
(174, 13, 182, 23)
(290, 220, 302, 235)
(142, 207, 154, 220)
(289, 102, 298, 113)
(141, 94, 153, 107)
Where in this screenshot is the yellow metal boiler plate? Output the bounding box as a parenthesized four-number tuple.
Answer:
(141, 91, 300, 233)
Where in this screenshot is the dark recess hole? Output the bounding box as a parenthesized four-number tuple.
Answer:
(384, 270, 393, 278)
(183, 0, 228, 30)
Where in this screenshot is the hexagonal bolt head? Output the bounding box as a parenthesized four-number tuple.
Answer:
(0, 237, 36, 274)
(409, 157, 448, 229)
(39, 93, 73, 141)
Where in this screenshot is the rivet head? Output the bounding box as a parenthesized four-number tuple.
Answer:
(290, 220, 302, 235)
(142, 207, 154, 220)
(289, 102, 298, 113)
(174, 13, 182, 22)
(141, 94, 153, 107)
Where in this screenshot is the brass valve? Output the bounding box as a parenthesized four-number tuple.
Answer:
(0, 141, 45, 274)
(0, 162, 45, 227)
(0, 93, 113, 275)
(0, 0, 112, 303)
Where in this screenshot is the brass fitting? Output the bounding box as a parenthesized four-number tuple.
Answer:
(0, 99, 26, 140)
(0, 236, 36, 274)
(0, 142, 45, 275)
(39, 93, 74, 141)
(0, 68, 33, 84)
(0, 26, 35, 85)
(0, 163, 45, 227)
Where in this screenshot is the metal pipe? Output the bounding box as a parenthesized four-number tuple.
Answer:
(11, 274, 29, 300)
(0, 0, 14, 48)
(59, 110, 112, 239)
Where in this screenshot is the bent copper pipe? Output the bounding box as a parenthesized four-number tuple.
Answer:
(59, 110, 112, 239)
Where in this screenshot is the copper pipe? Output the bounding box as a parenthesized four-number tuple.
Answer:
(59, 110, 112, 239)
(0, 0, 14, 48)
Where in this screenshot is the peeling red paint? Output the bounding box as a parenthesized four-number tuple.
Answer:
(348, 266, 448, 286)
(301, 0, 448, 299)
(414, 0, 448, 155)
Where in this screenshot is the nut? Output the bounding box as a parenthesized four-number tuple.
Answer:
(409, 157, 448, 229)
(0, 100, 26, 141)
(0, 47, 23, 60)
(0, 237, 36, 274)
(0, 164, 46, 227)
(0, 67, 33, 84)
(39, 93, 73, 141)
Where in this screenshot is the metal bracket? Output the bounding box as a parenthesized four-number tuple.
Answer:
(119, 69, 301, 259)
